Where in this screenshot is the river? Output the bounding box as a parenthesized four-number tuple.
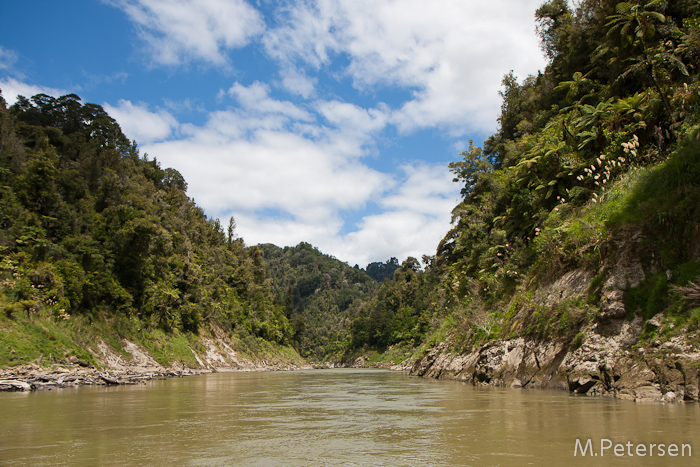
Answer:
(1, 369, 697, 466)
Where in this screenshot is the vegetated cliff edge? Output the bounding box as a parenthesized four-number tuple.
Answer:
(398, 0, 700, 404)
(0, 325, 313, 391)
(409, 223, 700, 403)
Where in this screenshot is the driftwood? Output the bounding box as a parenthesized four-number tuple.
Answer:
(0, 365, 205, 392)
(0, 380, 33, 391)
(100, 375, 120, 385)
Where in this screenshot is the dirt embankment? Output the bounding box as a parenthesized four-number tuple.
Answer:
(0, 331, 312, 392)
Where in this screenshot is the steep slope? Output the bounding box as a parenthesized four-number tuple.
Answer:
(366, 0, 700, 401)
(259, 243, 377, 361)
(0, 92, 296, 368)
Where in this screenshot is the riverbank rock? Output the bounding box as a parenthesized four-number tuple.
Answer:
(409, 325, 699, 403)
(409, 233, 700, 403)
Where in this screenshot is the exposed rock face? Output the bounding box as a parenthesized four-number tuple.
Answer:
(536, 269, 595, 306)
(410, 326, 699, 403)
(411, 338, 569, 391)
(411, 229, 700, 403)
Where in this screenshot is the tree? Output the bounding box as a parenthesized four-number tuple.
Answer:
(605, 1, 688, 116)
(365, 257, 400, 283)
(449, 141, 494, 198)
(554, 71, 596, 104)
(227, 216, 237, 244)
(536, 0, 573, 60)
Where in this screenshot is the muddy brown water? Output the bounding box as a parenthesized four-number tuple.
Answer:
(1, 368, 698, 466)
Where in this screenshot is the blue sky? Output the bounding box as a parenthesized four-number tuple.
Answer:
(0, 0, 547, 267)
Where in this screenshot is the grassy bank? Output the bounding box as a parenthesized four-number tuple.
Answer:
(0, 297, 306, 370)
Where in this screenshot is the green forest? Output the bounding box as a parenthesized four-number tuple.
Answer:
(1, 0, 700, 368)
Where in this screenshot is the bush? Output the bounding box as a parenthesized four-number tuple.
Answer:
(571, 331, 585, 350)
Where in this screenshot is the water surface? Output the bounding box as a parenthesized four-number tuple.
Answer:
(1, 369, 697, 466)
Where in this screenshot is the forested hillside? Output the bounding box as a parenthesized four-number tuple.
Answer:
(439, 0, 700, 346)
(0, 92, 294, 366)
(2, 0, 699, 376)
(348, 0, 700, 360)
(260, 243, 377, 360)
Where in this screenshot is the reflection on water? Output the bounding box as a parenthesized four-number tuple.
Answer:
(0, 369, 698, 466)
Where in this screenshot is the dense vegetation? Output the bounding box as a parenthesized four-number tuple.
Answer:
(346, 0, 700, 354)
(364, 258, 401, 283)
(348, 256, 439, 352)
(260, 243, 377, 360)
(2, 0, 699, 368)
(0, 92, 295, 366)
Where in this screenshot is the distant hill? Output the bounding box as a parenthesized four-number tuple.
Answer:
(364, 257, 400, 283)
(259, 243, 378, 360)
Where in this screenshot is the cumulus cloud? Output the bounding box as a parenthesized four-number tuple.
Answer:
(332, 163, 459, 266)
(279, 66, 316, 99)
(381, 163, 459, 216)
(108, 0, 547, 133)
(105, 0, 265, 66)
(314, 100, 390, 157)
(222, 160, 458, 267)
(232, 213, 345, 254)
(134, 82, 387, 218)
(226, 81, 314, 122)
(147, 129, 388, 220)
(123, 81, 458, 266)
(0, 77, 65, 104)
(264, 0, 547, 134)
(338, 209, 451, 267)
(104, 100, 178, 144)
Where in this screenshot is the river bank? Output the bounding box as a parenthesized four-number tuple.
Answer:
(0, 325, 312, 392)
(0, 358, 315, 392)
(406, 315, 700, 404)
(0, 362, 206, 391)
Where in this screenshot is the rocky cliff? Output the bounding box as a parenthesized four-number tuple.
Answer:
(410, 229, 700, 403)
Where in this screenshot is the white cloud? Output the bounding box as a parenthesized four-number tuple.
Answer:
(0, 46, 18, 72)
(233, 213, 345, 254)
(106, 0, 265, 66)
(331, 163, 459, 266)
(148, 128, 388, 220)
(110, 0, 547, 135)
(279, 66, 316, 99)
(140, 82, 390, 232)
(314, 100, 390, 157)
(226, 81, 314, 121)
(227, 160, 459, 267)
(315, 100, 387, 135)
(104, 99, 178, 144)
(337, 206, 454, 268)
(133, 81, 460, 266)
(381, 163, 459, 215)
(264, 0, 547, 134)
(0, 77, 65, 105)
